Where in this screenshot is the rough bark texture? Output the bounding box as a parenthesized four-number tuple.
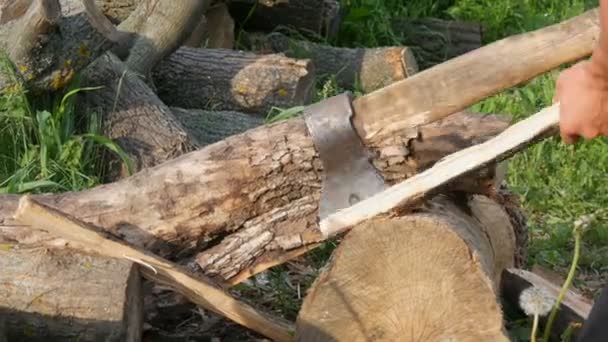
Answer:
(228, 0, 342, 38)
(94, 0, 138, 23)
(0, 111, 509, 285)
(170, 107, 264, 146)
(0, 247, 142, 342)
(392, 18, 483, 69)
(296, 194, 518, 341)
(0, 0, 117, 92)
(247, 32, 418, 93)
(501, 268, 592, 341)
(80, 53, 196, 179)
(154, 47, 315, 114)
(184, 3, 235, 49)
(351, 9, 599, 145)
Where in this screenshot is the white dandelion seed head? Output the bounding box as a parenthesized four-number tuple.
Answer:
(519, 285, 555, 316)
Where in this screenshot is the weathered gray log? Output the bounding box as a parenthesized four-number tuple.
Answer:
(80, 53, 196, 180)
(296, 194, 521, 341)
(0, 110, 510, 285)
(170, 107, 264, 146)
(0, 0, 119, 92)
(392, 18, 483, 69)
(0, 246, 142, 342)
(228, 0, 342, 38)
(184, 3, 235, 49)
(154, 47, 315, 114)
(247, 31, 418, 93)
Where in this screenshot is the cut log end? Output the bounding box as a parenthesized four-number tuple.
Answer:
(0, 247, 142, 342)
(297, 194, 520, 341)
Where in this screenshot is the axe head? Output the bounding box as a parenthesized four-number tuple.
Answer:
(303, 92, 387, 220)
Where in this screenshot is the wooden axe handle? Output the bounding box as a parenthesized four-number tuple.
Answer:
(320, 104, 560, 237)
(352, 9, 598, 144)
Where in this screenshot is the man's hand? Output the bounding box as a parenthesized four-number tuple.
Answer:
(555, 60, 608, 144)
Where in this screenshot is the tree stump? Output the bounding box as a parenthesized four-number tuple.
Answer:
(296, 194, 524, 341)
(0, 247, 143, 341)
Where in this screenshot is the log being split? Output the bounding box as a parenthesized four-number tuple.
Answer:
(0, 111, 509, 283)
(228, 0, 342, 38)
(153, 47, 315, 114)
(13, 196, 295, 342)
(247, 32, 419, 93)
(319, 103, 559, 238)
(297, 194, 519, 341)
(0, 247, 142, 342)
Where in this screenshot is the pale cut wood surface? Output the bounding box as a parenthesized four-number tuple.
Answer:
(352, 10, 598, 144)
(13, 196, 295, 342)
(297, 194, 516, 341)
(0, 247, 142, 341)
(320, 104, 559, 238)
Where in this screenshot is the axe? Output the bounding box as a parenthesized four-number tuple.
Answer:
(304, 9, 600, 237)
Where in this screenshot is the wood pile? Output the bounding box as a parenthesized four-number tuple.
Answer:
(0, 0, 602, 340)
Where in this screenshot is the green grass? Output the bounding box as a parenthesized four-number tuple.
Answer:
(0, 55, 131, 194)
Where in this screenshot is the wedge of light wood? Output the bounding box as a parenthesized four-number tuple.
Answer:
(13, 196, 295, 342)
(351, 9, 598, 144)
(319, 103, 560, 238)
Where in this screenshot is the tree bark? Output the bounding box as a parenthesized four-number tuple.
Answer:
(80, 53, 196, 180)
(0, 0, 120, 92)
(94, 0, 138, 23)
(0, 247, 142, 342)
(247, 32, 418, 93)
(170, 107, 264, 146)
(184, 3, 235, 49)
(0, 111, 509, 285)
(228, 0, 342, 38)
(392, 18, 483, 69)
(154, 47, 315, 114)
(296, 194, 519, 341)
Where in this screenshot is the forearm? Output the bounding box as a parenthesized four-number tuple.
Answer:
(590, 0, 608, 78)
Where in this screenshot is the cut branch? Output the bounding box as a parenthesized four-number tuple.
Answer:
(0, 110, 509, 284)
(13, 196, 295, 342)
(80, 53, 196, 179)
(392, 18, 483, 69)
(228, 0, 342, 38)
(153, 47, 315, 114)
(247, 32, 418, 93)
(170, 107, 264, 146)
(352, 9, 598, 144)
(0, 246, 142, 341)
(297, 194, 519, 341)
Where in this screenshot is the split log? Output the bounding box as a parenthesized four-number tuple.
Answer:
(0, 110, 510, 285)
(228, 0, 342, 38)
(80, 53, 196, 180)
(392, 18, 483, 69)
(153, 47, 315, 114)
(247, 32, 418, 93)
(13, 196, 295, 342)
(296, 194, 520, 341)
(170, 107, 265, 146)
(184, 3, 235, 49)
(0, 246, 142, 341)
(0, 0, 121, 92)
(501, 268, 592, 341)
